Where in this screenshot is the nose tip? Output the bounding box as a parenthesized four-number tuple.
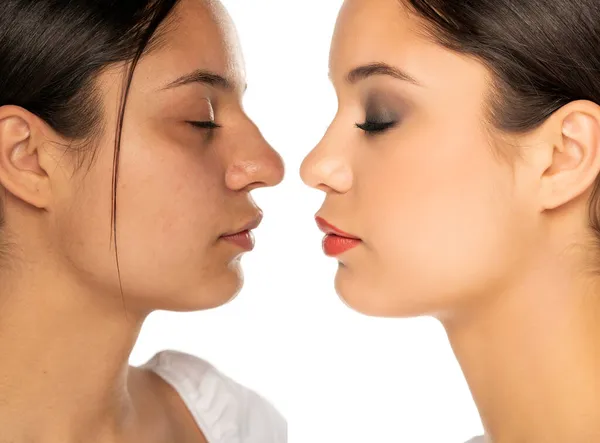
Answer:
(255, 147, 284, 189)
(300, 151, 317, 188)
(226, 146, 285, 192)
(300, 150, 352, 194)
(271, 149, 285, 186)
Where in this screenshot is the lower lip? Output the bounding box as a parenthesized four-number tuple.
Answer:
(221, 230, 255, 251)
(322, 234, 361, 257)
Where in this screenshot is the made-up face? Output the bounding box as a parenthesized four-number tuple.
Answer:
(301, 0, 537, 317)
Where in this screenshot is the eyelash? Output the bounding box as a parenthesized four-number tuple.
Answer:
(355, 120, 396, 134)
(188, 120, 221, 130)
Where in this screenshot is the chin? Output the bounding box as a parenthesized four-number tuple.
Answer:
(188, 263, 245, 312)
(143, 261, 246, 313)
(334, 266, 447, 318)
(333, 265, 387, 316)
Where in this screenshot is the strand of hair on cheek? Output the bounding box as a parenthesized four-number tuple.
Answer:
(110, 2, 179, 322)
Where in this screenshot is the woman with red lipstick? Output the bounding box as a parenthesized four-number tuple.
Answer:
(0, 1, 284, 442)
(302, 0, 600, 442)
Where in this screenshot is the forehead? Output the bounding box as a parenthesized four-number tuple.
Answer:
(139, 0, 245, 90)
(330, 0, 490, 95)
(329, 0, 420, 76)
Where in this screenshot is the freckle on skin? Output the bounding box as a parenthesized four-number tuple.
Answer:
(231, 161, 259, 175)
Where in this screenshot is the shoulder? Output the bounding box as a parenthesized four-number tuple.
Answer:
(142, 350, 286, 443)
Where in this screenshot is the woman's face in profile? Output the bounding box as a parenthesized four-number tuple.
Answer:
(55, 0, 284, 312)
(301, 0, 537, 317)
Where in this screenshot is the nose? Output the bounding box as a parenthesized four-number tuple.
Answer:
(300, 128, 353, 194)
(225, 119, 285, 192)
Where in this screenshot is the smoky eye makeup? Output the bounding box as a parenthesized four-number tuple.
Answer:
(356, 91, 406, 135)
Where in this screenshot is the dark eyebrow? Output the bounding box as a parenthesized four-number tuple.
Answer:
(162, 69, 234, 91)
(346, 62, 421, 86)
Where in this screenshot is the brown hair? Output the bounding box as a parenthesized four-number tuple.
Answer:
(406, 0, 600, 244)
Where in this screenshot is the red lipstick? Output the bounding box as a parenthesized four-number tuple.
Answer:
(315, 216, 362, 257)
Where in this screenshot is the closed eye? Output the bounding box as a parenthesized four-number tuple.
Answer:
(355, 120, 396, 134)
(188, 120, 221, 130)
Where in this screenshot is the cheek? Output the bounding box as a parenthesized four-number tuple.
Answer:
(56, 136, 232, 305)
(358, 130, 524, 310)
(53, 148, 121, 290)
(114, 139, 227, 280)
(119, 148, 222, 243)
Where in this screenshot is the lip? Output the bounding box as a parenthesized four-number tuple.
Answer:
(315, 216, 362, 257)
(219, 211, 263, 251)
(315, 216, 360, 239)
(222, 211, 263, 237)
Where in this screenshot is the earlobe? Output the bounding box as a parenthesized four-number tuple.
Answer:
(539, 101, 600, 211)
(0, 107, 51, 210)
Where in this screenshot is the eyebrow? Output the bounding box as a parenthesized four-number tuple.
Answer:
(163, 69, 234, 91)
(346, 62, 421, 86)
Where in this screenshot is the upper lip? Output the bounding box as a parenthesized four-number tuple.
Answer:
(315, 216, 361, 239)
(222, 211, 263, 236)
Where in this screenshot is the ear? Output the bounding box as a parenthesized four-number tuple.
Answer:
(0, 105, 53, 210)
(533, 100, 600, 211)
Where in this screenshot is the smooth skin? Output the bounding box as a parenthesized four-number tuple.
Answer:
(301, 0, 600, 441)
(0, 0, 283, 442)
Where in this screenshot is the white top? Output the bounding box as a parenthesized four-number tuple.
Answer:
(465, 437, 484, 442)
(142, 350, 286, 443)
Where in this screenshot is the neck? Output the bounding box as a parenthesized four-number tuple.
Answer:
(0, 262, 157, 443)
(443, 256, 600, 443)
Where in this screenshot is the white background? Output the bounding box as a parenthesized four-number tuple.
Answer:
(130, 1, 484, 441)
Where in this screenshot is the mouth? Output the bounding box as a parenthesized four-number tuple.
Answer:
(220, 211, 263, 251)
(315, 216, 362, 257)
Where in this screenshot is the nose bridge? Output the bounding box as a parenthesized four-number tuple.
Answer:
(240, 117, 267, 155)
(226, 115, 284, 190)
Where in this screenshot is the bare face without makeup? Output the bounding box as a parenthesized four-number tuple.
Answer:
(301, 0, 538, 317)
(84, 0, 285, 312)
(0, 0, 284, 313)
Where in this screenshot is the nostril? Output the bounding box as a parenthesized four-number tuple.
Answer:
(246, 180, 269, 192)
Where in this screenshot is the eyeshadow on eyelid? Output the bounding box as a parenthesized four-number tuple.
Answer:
(364, 99, 401, 123)
(363, 85, 411, 105)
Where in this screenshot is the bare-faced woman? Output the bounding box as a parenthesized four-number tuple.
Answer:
(302, 0, 600, 442)
(0, 1, 284, 442)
